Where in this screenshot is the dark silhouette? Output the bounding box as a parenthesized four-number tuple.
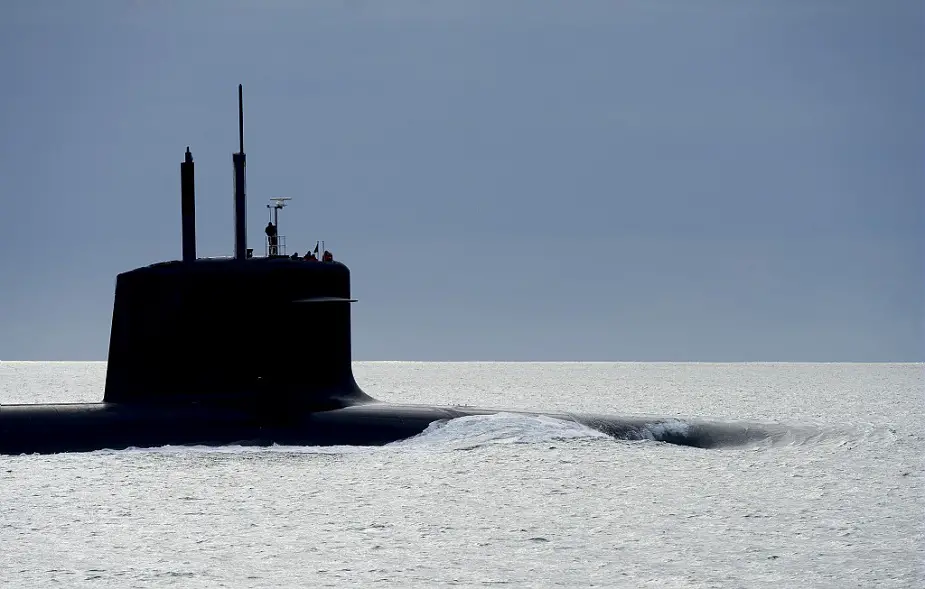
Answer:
(0, 84, 799, 455)
(265, 221, 278, 255)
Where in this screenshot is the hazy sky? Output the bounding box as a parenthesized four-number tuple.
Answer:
(1, 0, 922, 361)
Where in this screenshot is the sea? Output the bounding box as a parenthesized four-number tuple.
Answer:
(0, 361, 921, 588)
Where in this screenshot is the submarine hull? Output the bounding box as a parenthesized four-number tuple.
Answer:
(0, 402, 785, 455)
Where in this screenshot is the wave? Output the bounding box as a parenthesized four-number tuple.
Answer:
(393, 412, 865, 451)
(571, 413, 865, 449)
(388, 413, 611, 450)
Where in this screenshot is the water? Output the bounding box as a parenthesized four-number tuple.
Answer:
(1, 362, 921, 588)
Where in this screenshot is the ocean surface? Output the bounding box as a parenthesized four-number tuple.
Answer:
(0, 361, 921, 588)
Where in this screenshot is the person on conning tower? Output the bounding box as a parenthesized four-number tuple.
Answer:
(265, 221, 278, 255)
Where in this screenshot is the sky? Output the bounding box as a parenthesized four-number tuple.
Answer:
(0, 0, 922, 361)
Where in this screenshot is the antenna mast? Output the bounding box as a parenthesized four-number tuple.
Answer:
(180, 147, 196, 262)
(233, 84, 247, 260)
(238, 84, 244, 153)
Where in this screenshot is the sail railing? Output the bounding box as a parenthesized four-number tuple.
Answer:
(265, 235, 287, 257)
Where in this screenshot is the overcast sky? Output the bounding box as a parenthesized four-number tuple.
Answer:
(1, 0, 922, 361)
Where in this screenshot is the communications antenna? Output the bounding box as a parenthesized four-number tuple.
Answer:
(267, 197, 292, 228)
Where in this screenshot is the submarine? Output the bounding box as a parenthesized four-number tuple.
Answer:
(0, 85, 799, 455)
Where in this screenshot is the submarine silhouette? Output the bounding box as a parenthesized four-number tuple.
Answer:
(0, 86, 798, 455)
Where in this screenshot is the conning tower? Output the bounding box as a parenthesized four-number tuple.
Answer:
(103, 85, 370, 410)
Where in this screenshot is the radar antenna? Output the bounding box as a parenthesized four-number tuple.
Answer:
(267, 197, 292, 228)
(266, 197, 292, 256)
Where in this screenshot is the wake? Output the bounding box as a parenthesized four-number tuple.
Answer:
(394, 412, 856, 450)
(387, 413, 611, 450)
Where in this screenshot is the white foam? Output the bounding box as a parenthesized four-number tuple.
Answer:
(388, 412, 611, 450)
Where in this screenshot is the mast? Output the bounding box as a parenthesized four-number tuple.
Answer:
(233, 84, 247, 260)
(180, 147, 196, 262)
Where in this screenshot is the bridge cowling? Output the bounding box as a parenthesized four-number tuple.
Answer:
(102, 258, 371, 410)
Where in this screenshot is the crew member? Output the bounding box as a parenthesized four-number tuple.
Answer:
(265, 222, 278, 255)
